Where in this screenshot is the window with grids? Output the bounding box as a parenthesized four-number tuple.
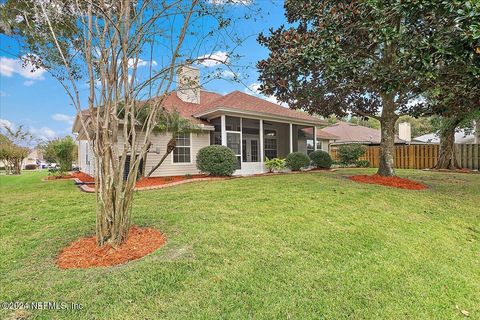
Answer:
(264, 138, 277, 159)
(173, 133, 191, 163)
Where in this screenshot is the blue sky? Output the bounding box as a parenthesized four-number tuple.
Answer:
(0, 0, 286, 141)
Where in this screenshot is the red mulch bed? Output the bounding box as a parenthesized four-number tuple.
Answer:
(57, 226, 166, 269)
(72, 172, 95, 183)
(135, 174, 207, 188)
(348, 174, 428, 190)
(71, 173, 208, 187)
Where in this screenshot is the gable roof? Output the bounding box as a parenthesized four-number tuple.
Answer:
(73, 89, 326, 135)
(194, 90, 324, 124)
(322, 121, 407, 144)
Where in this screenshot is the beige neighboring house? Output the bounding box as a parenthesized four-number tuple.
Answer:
(22, 148, 44, 169)
(322, 121, 408, 146)
(73, 66, 332, 177)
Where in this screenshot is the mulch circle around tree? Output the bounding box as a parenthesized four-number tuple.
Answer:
(348, 174, 428, 190)
(57, 226, 166, 269)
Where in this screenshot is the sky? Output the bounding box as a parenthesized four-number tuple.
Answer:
(0, 0, 287, 142)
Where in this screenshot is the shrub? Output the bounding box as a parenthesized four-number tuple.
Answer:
(265, 157, 286, 173)
(356, 160, 370, 168)
(285, 152, 310, 171)
(25, 164, 38, 170)
(309, 150, 332, 169)
(196, 145, 237, 176)
(42, 137, 77, 174)
(337, 144, 367, 165)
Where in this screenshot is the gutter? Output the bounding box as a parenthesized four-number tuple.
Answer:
(194, 107, 327, 126)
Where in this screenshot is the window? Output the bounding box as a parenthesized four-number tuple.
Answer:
(307, 139, 314, 155)
(226, 116, 241, 131)
(173, 133, 191, 163)
(85, 144, 89, 165)
(210, 132, 222, 145)
(210, 117, 222, 145)
(264, 138, 277, 159)
(264, 129, 277, 137)
(317, 141, 323, 151)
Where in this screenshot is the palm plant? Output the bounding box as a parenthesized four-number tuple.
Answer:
(145, 108, 201, 177)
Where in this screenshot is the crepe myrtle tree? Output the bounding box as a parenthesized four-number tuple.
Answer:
(0, 0, 244, 246)
(0, 125, 33, 175)
(257, 1, 473, 176)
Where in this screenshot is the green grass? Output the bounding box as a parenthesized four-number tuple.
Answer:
(0, 169, 479, 319)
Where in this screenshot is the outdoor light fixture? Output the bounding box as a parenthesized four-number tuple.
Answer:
(155, 146, 161, 154)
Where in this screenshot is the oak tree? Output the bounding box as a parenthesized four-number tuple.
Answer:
(257, 1, 477, 176)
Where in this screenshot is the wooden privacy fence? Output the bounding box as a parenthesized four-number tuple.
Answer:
(330, 144, 480, 170)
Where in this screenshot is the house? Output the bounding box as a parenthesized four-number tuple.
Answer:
(73, 66, 330, 176)
(321, 121, 408, 146)
(413, 130, 477, 144)
(22, 148, 45, 169)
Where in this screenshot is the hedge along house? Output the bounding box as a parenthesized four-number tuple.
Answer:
(72, 66, 329, 177)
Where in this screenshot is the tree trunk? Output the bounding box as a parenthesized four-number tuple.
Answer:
(377, 98, 398, 177)
(94, 135, 138, 247)
(146, 137, 177, 177)
(434, 120, 459, 170)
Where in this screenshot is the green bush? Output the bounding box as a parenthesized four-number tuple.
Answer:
(309, 150, 332, 169)
(265, 157, 286, 173)
(196, 145, 237, 176)
(337, 144, 367, 165)
(285, 152, 311, 171)
(356, 160, 370, 168)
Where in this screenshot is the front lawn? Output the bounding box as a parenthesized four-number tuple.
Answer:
(0, 170, 479, 319)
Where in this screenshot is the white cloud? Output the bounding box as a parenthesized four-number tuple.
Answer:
(23, 80, 34, 86)
(246, 82, 261, 94)
(127, 58, 157, 68)
(245, 82, 286, 107)
(197, 51, 229, 67)
(207, 0, 252, 5)
(219, 69, 237, 79)
(52, 113, 75, 125)
(29, 126, 58, 141)
(0, 90, 7, 97)
(0, 56, 47, 80)
(0, 118, 13, 129)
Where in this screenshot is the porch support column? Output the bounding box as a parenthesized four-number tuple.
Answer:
(313, 126, 318, 151)
(221, 115, 227, 146)
(260, 119, 264, 164)
(289, 123, 293, 154)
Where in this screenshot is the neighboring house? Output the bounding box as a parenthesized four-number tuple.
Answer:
(22, 148, 45, 169)
(321, 121, 408, 145)
(413, 129, 477, 144)
(301, 127, 339, 152)
(73, 66, 328, 176)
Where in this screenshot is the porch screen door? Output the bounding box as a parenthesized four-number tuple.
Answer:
(242, 138, 259, 162)
(227, 132, 241, 169)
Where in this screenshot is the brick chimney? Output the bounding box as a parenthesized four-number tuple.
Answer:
(398, 122, 411, 142)
(176, 65, 200, 104)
